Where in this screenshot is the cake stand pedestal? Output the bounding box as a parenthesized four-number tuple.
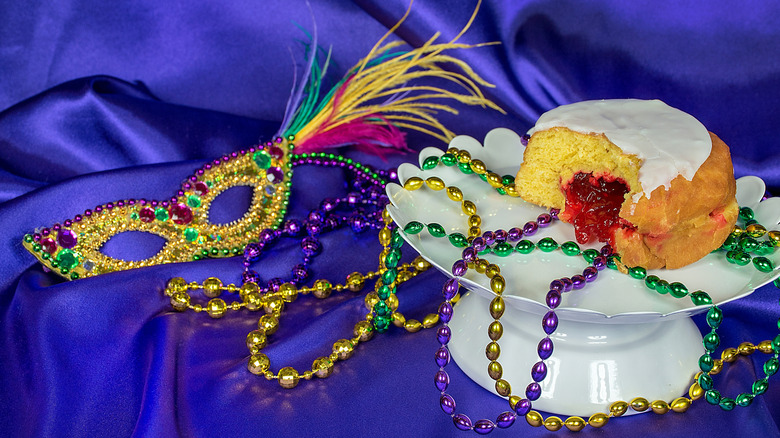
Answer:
(448, 291, 703, 417)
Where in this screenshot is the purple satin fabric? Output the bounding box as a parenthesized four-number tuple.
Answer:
(1, 1, 779, 437)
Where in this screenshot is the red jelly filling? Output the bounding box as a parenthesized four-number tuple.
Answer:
(561, 172, 634, 245)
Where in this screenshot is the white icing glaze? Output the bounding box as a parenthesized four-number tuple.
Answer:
(527, 99, 712, 199)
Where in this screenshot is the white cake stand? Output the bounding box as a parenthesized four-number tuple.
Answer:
(386, 128, 780, 416)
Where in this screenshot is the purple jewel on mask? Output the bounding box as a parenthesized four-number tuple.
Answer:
(266, 167, 284, 184)
(269, 146, 284, 159)
(169, 203, 193, 225)
(40, 237, 56, 254)
(57, 229, 77, 249)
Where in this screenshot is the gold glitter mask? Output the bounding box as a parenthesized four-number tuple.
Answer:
(23, 139, 294, 279)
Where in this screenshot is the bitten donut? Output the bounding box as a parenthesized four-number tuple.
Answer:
(515, 99, 738, 269)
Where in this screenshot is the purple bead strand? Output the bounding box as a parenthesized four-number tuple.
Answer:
(435, 217, 611, 433)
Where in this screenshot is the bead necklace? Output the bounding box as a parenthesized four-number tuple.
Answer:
(695, 206, 780, 409)
(289, 152, 397, 189)
(165, 255, 432, 388)
(240, 191, 388, 288)
(246, 155, 391, 288)
(165, 203, 443, 387)
(628, 269, 779, 412)
(398, 165, 780, 432)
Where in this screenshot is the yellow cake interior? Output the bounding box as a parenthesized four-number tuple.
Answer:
(516, 127, 642, 210)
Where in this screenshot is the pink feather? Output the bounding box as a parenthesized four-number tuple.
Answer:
(295, 115, 409, 157)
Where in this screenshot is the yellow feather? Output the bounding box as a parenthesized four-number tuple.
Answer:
(294, 0, 502, 147)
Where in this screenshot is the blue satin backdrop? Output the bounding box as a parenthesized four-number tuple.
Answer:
(1, 1, 779, 437)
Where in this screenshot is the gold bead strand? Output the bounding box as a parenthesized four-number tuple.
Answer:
(521, 339, 777, 432)
(245, 258, 431, 388)
(165, 276, 247, 318)
(242, 229, 436, 387)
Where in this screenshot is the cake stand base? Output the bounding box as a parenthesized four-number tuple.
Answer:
(448, 291, 704, 417)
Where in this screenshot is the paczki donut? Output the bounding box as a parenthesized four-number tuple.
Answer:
(515, 99, 738, 269)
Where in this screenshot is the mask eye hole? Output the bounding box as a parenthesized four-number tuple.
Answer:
(100, 231, 167, 261)
(100, 231, 166, 262)
(207, 185, 255, 225)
